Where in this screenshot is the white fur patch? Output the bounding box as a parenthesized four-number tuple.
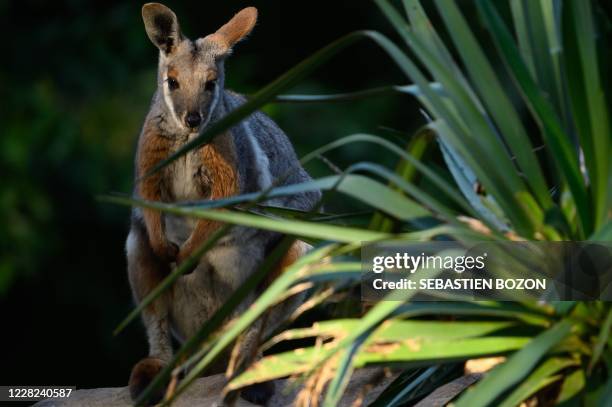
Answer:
(125, 230, 137, 256)
(162, 76, 183, 128)
(159, 53, 183, 128)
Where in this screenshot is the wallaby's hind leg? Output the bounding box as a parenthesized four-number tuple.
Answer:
(128, 357, 166, 403)
(223, 320, 275, 406)
(126, 221, 173, 405)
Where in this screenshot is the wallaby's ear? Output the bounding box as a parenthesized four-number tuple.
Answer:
(142, 3, 182, 54)
(208, 7, 258, 52)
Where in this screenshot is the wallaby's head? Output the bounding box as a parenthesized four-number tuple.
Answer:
(142, 3, 257, 134)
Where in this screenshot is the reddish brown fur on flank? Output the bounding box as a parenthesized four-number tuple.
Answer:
(203, 132, 238, 199)
(136, 123, 176, 262)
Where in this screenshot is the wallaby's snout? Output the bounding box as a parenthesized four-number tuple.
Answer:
(185, 111, 201, 129)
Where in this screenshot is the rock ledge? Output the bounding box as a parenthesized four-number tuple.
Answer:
(34, 368, 392, 406)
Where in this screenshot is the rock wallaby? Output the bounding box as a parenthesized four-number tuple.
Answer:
(125, 3, 320, 404)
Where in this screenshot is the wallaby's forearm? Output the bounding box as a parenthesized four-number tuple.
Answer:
(136, 127, 176, 261)
(176, 219, 221, 264)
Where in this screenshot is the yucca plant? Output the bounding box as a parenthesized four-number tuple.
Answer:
(106, 0, 611, 405)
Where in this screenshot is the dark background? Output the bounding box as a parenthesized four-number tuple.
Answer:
(0, 0, 426, 388)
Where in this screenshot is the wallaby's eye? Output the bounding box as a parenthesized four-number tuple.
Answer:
(167, 77, 179, 91)
(205, 80, 216, 92)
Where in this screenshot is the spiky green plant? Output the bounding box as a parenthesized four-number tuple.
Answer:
(105, 0, 611, 405)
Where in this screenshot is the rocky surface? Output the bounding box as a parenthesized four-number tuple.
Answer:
(34, 368, 393, 407)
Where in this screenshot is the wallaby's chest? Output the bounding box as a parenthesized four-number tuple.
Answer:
(160, 132, 239, 245)
(161, 134, 209, 202)
(161, 132, 238, 202)
(166, 149, 210, 202)
(161, 144, 208, 246)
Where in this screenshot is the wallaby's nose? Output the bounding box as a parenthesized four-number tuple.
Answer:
(185, 112, 201, 129)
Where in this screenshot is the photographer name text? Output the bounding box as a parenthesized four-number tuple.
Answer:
(372, 277, 546, 291)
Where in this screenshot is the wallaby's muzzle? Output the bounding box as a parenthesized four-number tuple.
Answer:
(185, 112, 201, 129)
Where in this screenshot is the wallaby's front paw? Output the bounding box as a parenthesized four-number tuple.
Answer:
(152, 239, 179, 263)
(241, 381, 275, 405)
(129, 357, 167, 405)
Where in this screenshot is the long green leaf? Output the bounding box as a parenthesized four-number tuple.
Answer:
(229, 336, 530, 389)
(103, 195, 388, 242)
(272, 83, 442, 104)
(359, 336, 531, 366)
(271, 320, 515, 344)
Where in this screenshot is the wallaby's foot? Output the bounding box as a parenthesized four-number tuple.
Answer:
(129, 357, 166, 405)
(241, 381, 275, 405)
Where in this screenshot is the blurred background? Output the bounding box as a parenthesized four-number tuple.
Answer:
(0, 0, 428, 389)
